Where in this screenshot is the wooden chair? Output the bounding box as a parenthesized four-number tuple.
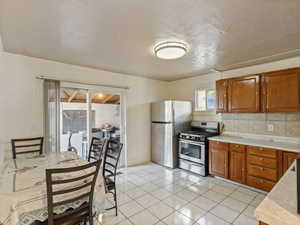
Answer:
(88, 137, 108, 162)
(45, 160, 102, 225)
(11, 137, 44, 159)
(102, 139, 123, 216)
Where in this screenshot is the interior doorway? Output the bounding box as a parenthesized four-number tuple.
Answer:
(59, 82, 127, 168)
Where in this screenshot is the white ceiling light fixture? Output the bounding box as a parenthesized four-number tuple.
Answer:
(154, 41, 188, 60)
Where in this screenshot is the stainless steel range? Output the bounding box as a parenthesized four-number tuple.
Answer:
(178, 121, 219, 176)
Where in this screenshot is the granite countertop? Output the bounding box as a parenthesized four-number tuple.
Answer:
(208, 135, 300, 153)
(255, 162, 300, 225)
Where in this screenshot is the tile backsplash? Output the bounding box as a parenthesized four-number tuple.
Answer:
(221, 113, 300, 138)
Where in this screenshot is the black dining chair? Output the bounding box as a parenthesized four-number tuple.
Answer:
(11, 137, 44, 159)
(88, 137, 107, 162)
(102, 139, 123, 216)
(44, 160, 102, 225)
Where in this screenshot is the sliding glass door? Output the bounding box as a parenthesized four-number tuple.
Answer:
(58, 82, 127, 167)
(60, 87, 89, 158)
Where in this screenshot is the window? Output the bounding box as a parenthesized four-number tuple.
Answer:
(194, 89, 216, 111)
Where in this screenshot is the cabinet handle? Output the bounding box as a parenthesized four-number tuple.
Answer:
(259, 158, 263, 161)
(260, 179, 264, 184)
(259, 147, 263, 151)
(260, 167, 264, 171)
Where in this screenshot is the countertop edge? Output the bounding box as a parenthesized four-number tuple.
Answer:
(208, 136, 300, 153)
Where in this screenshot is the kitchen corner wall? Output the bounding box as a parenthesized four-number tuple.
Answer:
(167, 56, 300, 139)
(221, 113, 300, 138)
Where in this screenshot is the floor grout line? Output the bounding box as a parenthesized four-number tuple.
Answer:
(105, 164, 265, 225)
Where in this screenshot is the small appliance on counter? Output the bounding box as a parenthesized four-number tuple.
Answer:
(151, 100, 192, 168)
(178, 121, 220, 176)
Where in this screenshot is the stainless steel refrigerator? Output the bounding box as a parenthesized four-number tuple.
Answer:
(151, 100, 192, 168)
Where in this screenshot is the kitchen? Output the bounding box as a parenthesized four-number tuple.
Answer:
(1, 1, 300, 225)
(151, 67, 300, 225)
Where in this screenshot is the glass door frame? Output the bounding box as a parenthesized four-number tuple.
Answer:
(60, 81, 128, 168)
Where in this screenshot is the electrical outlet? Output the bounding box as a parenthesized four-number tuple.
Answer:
(267, 124, 274, 132)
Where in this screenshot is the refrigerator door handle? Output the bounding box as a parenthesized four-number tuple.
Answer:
(152, 121, 172, 124)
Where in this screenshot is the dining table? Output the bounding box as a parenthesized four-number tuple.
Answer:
(0, 151, 106, 225)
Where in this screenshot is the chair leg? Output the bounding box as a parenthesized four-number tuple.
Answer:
(114, 186, 118, 216)
(89, 216, 93, 225)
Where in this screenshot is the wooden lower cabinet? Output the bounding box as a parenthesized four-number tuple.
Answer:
(246, 146, 281, 192)
(229, 144, 246, 184)
(283, 151, 300, 173)
(209, 141, 229, 178)
(247, 175, 276, 192)
(209, 140, 298, 192)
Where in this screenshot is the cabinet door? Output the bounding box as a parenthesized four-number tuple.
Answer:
(209, 142, 229, 178)
(283, 152, 299, 174)
(228, 75, 260, 113)
(262, 68, 300, 112)
(259, 222, 269, 225)
(229, 148, 246, 184)
(216, 79, 228, 113)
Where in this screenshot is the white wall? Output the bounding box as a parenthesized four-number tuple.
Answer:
(0, 52, 168, 166)
(92, 104, 120, 128)
(168, 56, 300, 121)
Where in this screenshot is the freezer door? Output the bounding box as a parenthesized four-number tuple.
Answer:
(172, 101, 192, 134)
(151, 122, 175, 168)
(151, 101, 173, 122)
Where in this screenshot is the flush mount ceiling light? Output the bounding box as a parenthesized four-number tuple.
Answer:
(154, 41, 188, 60)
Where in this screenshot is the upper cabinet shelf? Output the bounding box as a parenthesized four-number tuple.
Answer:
(216, 68, 300, 113)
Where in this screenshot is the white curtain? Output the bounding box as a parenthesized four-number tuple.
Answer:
(44, 79, 60, 152)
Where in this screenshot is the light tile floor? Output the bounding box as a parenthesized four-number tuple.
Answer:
(100, 163, 266, 225)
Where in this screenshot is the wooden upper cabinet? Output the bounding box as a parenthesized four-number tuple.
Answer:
(228, 75, 261, 113)
(216, 79, 228, 113)
(262, 68, 300, 112)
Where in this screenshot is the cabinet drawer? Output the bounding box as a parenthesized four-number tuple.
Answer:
(248, 146, 277, 158)
(248, 155, 277, 169)
(230, 143, 246, 153)
(247, 175, 276, 192)
(209, 141, 229, 151)
(248, 164, 277, 181)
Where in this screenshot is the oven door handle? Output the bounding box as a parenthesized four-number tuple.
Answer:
(179, 139, 204, 146)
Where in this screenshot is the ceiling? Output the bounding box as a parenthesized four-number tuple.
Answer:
(60, 88, 120, 104)
(1, 0, 300, 81)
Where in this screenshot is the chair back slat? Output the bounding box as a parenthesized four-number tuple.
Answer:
(52, 181, 93, 195)
(104, 169, 114, 176)
(52, 171, 96, 184)
(46, 160, 101, 225)
(11, 137, 43, 159)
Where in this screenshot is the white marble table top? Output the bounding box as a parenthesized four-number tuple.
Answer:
(0, 152, 105, 225)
